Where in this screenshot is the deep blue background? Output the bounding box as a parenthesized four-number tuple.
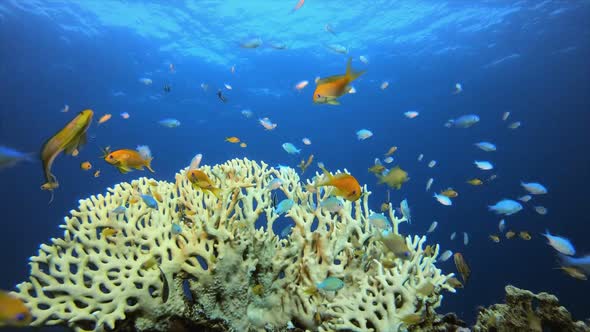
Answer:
(1, 1, 589, 330)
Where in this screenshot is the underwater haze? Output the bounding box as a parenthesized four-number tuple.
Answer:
(1, 0, 590, 331)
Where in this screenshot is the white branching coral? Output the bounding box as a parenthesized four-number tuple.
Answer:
(16, 158, 456, 332)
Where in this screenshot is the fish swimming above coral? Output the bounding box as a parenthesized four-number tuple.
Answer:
(313, 57, 365, 105)
(103, 145, 155, 174)
(314, 162, 361, 201)
(377, 166, 409, 189)
(40, 109, 93, 201)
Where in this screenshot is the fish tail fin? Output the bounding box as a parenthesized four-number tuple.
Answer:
(345, 57, 365, 81)
(146, 158, 155, 173)
(48, 190, 54, 205)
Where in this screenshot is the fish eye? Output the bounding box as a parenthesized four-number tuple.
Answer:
(15, 313, 26, 321)
(317, 94, 321, 98)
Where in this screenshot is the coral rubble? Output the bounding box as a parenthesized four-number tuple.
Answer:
(15, 158, 456, 332)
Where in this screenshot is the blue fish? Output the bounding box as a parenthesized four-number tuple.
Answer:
(158, 118, 181, 128)
(449, 114, 480, 128)
(400, 199, 412, 223)
(282, 143, 300, 155)
(559, 254, 590, 275)
(474, 142, 497, 152)
(274, 199, 294, 215)
(317, 277, 344, 292)
(320, 197, 344, 213)
(111, 205, 127, 214)
(488, 199, 522, 216)
(171, 223, 182, 235)
(140, 194, 158, 209)
(0, 146, 32, 169)
(543, 230, 575, 256)
(521, 182, 548, 195)
(280, 225, 293, 238)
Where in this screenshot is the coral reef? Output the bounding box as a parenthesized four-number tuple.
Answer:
(15, 158, 456, 332)
(473, 285, 590, 332)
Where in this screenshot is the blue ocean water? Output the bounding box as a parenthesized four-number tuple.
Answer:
(0, 0, 589, 330)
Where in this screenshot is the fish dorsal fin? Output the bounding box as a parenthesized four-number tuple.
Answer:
(316, 74, 346, 85)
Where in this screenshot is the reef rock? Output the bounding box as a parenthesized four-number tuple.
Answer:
(473, 285, 590, 332)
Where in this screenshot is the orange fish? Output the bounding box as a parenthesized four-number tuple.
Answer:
(71, 148, 79, 157)
(315, 162, 361, 201)
(312, 58, 365, 105)
(0, 290, 31, 326)
(128, 195, 140, 204)
(103, 145, 154, 174)
(80, 161, 92, 170)
(240, 142, 247, 148)
(187, 169, 221, 199)
(225, 137, 240, 143)
(40, 109, 93, 202)
(93, 170, 101, 178)
(98, 114, 112, 125)
(291, 0, 304, 12)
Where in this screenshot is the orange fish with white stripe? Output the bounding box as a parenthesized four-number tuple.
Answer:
(312, 58, 365, 105)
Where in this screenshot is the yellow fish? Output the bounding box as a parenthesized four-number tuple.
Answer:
(40, 109, 93, 201)
(440, 188, 458, 198)
(101, 227, 118, 239)
(467, 178, 483, 186)
(557, 266, 587, 280)
(298, 154, 314, 174)
(505, 230, 516, 239)
(489, 234, 500, 243)
(519, 231, 532, 240)
(377, 166, 409, 190)
(225, 137, 240, 143)
(187, 169, 221, 199)
(312, 58, 365, 105)
(368, 164, 386, 175)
